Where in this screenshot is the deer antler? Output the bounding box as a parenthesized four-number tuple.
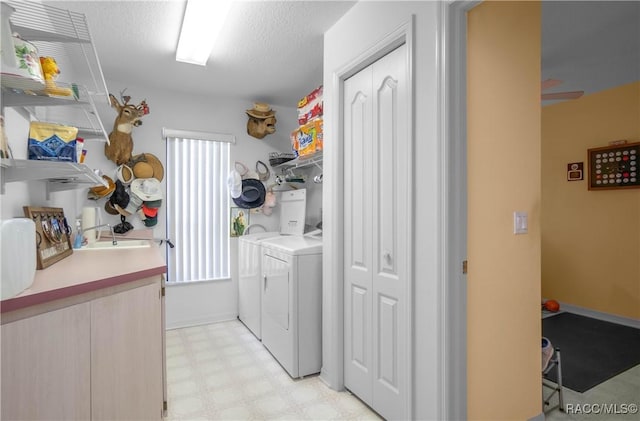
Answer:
(119, 88, 131, 105)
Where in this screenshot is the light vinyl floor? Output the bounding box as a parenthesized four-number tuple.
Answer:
(166, 319, 639, 421)
(165, 320, 381, 420)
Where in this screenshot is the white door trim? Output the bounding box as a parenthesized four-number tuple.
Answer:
(325, 17, 414, 419)
(439, 1, 480, 420)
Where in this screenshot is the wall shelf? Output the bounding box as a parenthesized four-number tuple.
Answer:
(1, 158, 106, 196)
(1, 0, 110, 142)
(274, 152, 323, 171)
(1, 0, 110, 199)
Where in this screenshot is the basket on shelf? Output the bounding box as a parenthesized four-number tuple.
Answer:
(268, 151, 296, 167)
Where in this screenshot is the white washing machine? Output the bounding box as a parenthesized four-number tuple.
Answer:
(238, 189, 307, 339)
(260, 234, 322, 378)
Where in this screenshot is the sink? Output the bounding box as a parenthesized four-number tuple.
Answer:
(76, 239, 151, 251)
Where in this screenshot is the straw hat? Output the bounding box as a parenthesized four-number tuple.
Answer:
(88, 175, 115, 200)
(131, 153, 164, 181)
(246, 102, 275, 119)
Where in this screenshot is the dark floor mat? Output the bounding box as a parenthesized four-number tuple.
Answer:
(542, 312, 640, 393)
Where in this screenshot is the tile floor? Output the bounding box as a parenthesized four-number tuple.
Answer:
(544, 364, 640, 420)
(166, 319, 639, 421)
(165, 320, 382, 420)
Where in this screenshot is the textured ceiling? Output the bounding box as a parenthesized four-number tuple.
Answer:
(39, 1, 640, 108)
(45, 0, 357, 108)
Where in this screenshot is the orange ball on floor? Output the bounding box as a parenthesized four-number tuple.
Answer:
(544, 299, 560, 312)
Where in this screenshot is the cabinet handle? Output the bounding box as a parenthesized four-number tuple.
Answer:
(264, 274, 267, 291)
(383, 251, 392, 264)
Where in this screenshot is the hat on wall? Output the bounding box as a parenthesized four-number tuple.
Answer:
(130, 178, 163, 201)
(227, 169, 242, 198)
(245, 102, 275, 119)
(88, 175, 115, 200)
(232, 178, 266, 209)
(115, 192, 143, 216)
(116, 164, 134, 186)
(131, 153, 164, 181)
(106, 180, 129, 215)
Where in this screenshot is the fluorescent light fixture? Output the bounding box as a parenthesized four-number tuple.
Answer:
(176, 0, 233, 66)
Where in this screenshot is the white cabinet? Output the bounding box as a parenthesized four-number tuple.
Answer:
(0, 277, 165, 420)
(343, 43, 411, 420)
(91, 282, 164, 420)
(1, 302, 92, 421)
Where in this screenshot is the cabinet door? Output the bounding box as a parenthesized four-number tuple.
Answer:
(91, 281, 163, 420)
(1, 303, 91, 421)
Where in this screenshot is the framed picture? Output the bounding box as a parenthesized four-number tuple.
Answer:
(230, 207, 249, 237)
(23, 206, 73, 269)
(588, 142, 639, 190)
(567, 162, 583, 181)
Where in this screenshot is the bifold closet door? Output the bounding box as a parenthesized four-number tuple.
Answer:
(344, 43, 409, 420)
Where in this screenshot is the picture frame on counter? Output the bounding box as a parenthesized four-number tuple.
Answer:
(23, 206, 73, 269)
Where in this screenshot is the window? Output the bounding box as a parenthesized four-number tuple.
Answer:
(164, 129, 234, 283)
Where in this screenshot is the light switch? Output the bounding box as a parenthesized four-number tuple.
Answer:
(514, 211, 528, 234)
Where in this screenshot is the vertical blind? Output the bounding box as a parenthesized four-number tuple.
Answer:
(165, 130, 233, 283)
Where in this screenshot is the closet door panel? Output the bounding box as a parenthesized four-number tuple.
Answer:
(371, 43, 409, 420)
(343, 65, 374, 405)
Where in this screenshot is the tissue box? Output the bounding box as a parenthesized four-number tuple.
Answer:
(28, 122, 78, 162)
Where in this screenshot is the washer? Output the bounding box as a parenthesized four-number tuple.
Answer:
(260, 234, 322, 378)
(238, 189, 307, 339)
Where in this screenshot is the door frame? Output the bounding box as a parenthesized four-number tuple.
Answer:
(439, 1, 480, 419)
(324, 17, 414, 418)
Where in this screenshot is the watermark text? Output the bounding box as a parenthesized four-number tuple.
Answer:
(565, 403, 638, 415)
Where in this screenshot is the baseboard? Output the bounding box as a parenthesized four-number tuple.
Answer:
(558, 301, 640, 329)
(528, 411, 545, 421)
(166, 313, 238, 330)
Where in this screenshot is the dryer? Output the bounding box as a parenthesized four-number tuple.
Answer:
(237, 189, 307, 339)
(260, 234, 322, 378)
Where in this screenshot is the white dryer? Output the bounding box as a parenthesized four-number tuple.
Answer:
(237, 189, 307, 339)
(260, 234, 322, 378)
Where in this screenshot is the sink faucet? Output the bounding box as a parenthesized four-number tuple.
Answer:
(81, 224, 118, 246)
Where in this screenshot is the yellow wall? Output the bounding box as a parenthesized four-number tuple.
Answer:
(542, 81, 640, 320)
(467, 2, 542, 419)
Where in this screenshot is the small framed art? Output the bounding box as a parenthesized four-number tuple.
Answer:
(230, 207, 249, 237)
(588, 142, 639, 190)
(567, 162, 583, 181)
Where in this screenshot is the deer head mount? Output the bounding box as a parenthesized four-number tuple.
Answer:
(104, 92, 149, 165)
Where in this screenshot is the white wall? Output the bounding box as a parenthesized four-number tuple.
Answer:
(2, 76, 323, 329)
(322, 2, 442, 420)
